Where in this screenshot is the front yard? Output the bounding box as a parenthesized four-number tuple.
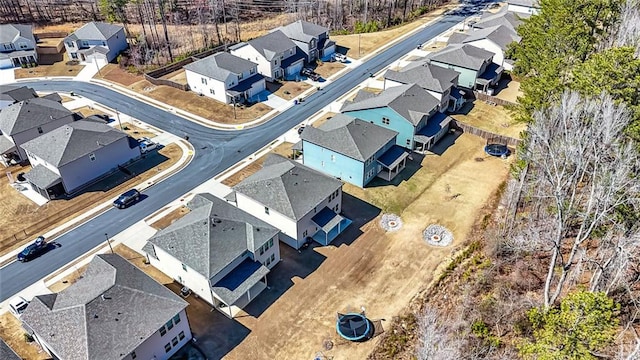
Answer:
(14, 53, 84, 79)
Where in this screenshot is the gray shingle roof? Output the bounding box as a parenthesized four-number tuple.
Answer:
(427, 44, 494, 71)
(144, 193, 278, 279)
(341, 84, 441, 126)
(447, 25, 520, 51)
(211, 258, 270, 304)
(301, 114, 398, 161)
(20, 254, 188, 360)
(277, 20, 328, 43)
(475, 8, 526, 30)
(0, 85, 37, 103)
(384, 61, 459, 93)
(184, 52, 258, 82)
(20, 120, 130, 167)
(0, 97, 74, 136)
(234, 154, 343, 220)
(246, 30, 296, 61)
(0, 339, 20, 360)
(0, 24, 35, 45)
(67, 22, 124, 41)
(23, 164, 61, 188)
(507, 0, 540, 8)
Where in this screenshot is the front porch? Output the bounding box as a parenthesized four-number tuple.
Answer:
(227, 73, 266, 104)
(311, 207, 352, 246)
(376, 145, 410, 182)
(211, 258, 270, 318)
(9, 50, 37, 67)
(23, 164, 64, 201)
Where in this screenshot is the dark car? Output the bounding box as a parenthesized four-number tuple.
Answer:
(17, 236, 47, 262)
(113, 189, 140, 209)
(301, 68, 321, 81)
(297, 125, 305, 135)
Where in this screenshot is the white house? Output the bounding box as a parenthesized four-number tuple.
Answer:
(20, 254, 192, 360)
(184, 52, 265, 104)
(448, 25, 521, 71)
(64, 22, 128, 63)
(230, 30, 305, 81)
(143, 193, 280, 318)
(276, 20, 336, 63)
(507, 0, 540, 15)
(229, 154, 350, 249)
(20, 120, 141, 200)
(0, 24, 38, 69)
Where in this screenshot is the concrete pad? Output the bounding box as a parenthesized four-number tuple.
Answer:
(0, 68, 15, 84)
(74, 60, 105, 82)
(255, 91, 290, 110)
(12, 182, 49, 206)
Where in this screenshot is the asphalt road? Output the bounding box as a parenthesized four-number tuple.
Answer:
(0, 10, 474, 301)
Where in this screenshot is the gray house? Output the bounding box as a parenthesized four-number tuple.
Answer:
(448, 24, 521, 71)
(64, 22, 127, 63)
(230, 30, 305, 80)
(0, 339, 20, 360)
(21, 254, 192, 360)
(473, 7, 526, 31)
(144, 193, 280, 318)
(426, 44, 502, 92)
(21, 120, 140, 200)
(0, 97, 78, 166)
(0, 24, 37, 69)
(0, 85, 37, 109)
(277, 20, 336, 63)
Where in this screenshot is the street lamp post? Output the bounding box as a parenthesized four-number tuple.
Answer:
(115, 108, 123, 131)
(104, 233, 114, 254)
(94, 57, 102, 77)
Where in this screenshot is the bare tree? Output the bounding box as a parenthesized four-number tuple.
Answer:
(604, 0, 640, 55)
(415, 306, 463, 360)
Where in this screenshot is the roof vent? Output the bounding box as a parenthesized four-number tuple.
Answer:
(94, 314, 98, 318)
(101, 294, 111, 301)
(214, 218, 222, 224)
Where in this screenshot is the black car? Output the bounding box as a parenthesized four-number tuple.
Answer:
(301, 68, 321, 81)
(113, 189, 141, 209)
(17, 236, 47, 262)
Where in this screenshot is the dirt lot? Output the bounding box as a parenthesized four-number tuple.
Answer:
(451, 101, 526, 139)
(74, 105, 106, 117)
(266, 80, 312, 101)
(161, 69, 188, 85)
(314, 60, 346, 79)
(95, 64, 144, 86)
(14, 53, 84, 78)
(122, 122, 157, 139)
(0, 144, 184, 257)
(222, 142, 296, 187)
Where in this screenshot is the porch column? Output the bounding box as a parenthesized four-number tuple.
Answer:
(228, 304, 233, 318)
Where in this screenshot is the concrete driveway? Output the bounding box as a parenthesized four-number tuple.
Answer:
(253, 90, 290, 110)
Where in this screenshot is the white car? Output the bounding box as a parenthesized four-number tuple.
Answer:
(8, 296, 29, 317)
(334, 53, 348, 63)
(139, 137, 158, 153)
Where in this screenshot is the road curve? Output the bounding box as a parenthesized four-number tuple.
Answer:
(0, 11, 468, 301)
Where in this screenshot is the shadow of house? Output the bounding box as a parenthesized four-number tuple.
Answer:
(330, 192, 381, 247)
(365, 152, 425, 188)
(427, 131, 462, 156)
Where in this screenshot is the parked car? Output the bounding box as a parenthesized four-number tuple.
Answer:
(139, 137, 158, 153)
(113, 189, 141, 209)
(8, 296, 29, 317)
(17, 236, 47, 262)
(301, 68, 321, 81)
(334, 53, 348, 63)
(298, 125, 306, 135)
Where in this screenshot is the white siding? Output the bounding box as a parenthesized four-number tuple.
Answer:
(231, 45, 275, 79)
(121, 309, 192, 360)
(466, 39, 506, 69)
(185, 70, 229, 103)
(235, 192, 300, 248)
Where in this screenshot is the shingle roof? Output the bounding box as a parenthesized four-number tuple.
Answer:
(0, 85, 37, 103)
(67, 22, 123, 41)
(277, 20, 328, 43)
(20, 254, 188, 360)
(301, 114, 398, 161)
(447, 25, 520, 51)
(427, 44, 494, 70)
(234, 154, 343, 220)
(0, 97, 74, 136)
(23, 164, 61, 188)
(0, 24, 35, 45)
(211, 258, 270, 304)
(184, 52, 257, 82)
(341, 84, 441, 126)
(20, 120, 130, 167)
(246, 30, 296, 61)
(0, 339, 20, 360)
(507, 0, 540, 8)
(144, 193, 278, 278)
(475, 7, 526, 30)
(384, 61, 459, 93)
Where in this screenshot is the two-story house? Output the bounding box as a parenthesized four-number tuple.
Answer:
(20, 120, 140, 200)
(300, 114, 410, 187)
(426, 43, 503, 93)
(0, 97, 78, 166)
(229, 154, 350, 249)
(230, 30, 305, 81)
(507, 0, 540, 15)
(341, 83, 451, 152)
(383, 61, 463, 112)
(21, 254, 192, 360)
(276, 20, 336, 63)
(448, 25, 521, 71)
(0, 24, 37, 69)
(0, 85, 37, 109)
(143, 193, 280, 318)
(184, 52, 265, 104)
(473, 7, 525, 31)
(64, 22, 127, 64)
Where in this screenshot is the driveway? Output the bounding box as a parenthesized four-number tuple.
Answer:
(252, 90, 290, 110)
(0, 68, 15, 85)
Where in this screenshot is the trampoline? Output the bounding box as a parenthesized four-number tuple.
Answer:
(484, 143, 509, 157)
(336, 312, 372, 341)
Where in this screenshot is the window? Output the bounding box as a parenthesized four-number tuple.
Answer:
(266, 256, 271, 266)
(313, 207, 316, 213)
(166, 319, 174, 331)
(182, 263, 187, 271)
(201, 77, 207, 85)
(238, 72, 243, 80)
(382, 117, 390, 125)
(159, 325, 167, 336)
(131, 351, 137, 359)
(250, 68, 255, 74)
(331, 154, 335, 162)
(71, 53, 77, 59)
(173, 314, 181, 324)
(303, 230, 308, 237)
(321, 161, 325, 167)
(406, 139, 411, 146)
(178, 331, 185, 340)
(102, 41, 106, 46)
(164, 343, 171, 353)
(210, 89, 215, 95)
(271, 253, 275, 262)
(18, 42, 27, 49)
(259, 246, 264, 256)
(37, 126, 43, 134)
(66, 41, 74, 48)
(268, 238, 273, 248)
(89, 153, 96, 161)
(334, 204, 339, 212)
(264, 207, 269, 214)
(172, 336, 179, 346)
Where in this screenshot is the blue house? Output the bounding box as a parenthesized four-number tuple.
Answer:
(340, 83, 451, 152)
(300, 114, 409, 187)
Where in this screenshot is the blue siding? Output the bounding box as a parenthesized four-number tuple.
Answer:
(341, 108, 417, 149)
(302, 141, 366, 187)
(430, 61, 478, 89)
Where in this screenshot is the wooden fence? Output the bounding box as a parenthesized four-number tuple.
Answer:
(473, 91, 517, 107)
(451, 119, 522, 148)
(35, 31, 68, 38)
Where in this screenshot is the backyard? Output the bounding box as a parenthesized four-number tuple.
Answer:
(450, 101, 526, 140)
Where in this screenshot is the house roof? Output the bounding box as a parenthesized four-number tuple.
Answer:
(24, 164, 61, 189)
(234, 154, 343, 220)
(0, 85, 37, 103)
(144, 193, 278, 279)
(184, 52, 258, 82)
(341, 84, 440, 126)
(0, 339, 20, 360)
(67, 22, 123, 41)
(447, 25, 520, 51)
(507, 0, 540, 8)
(0, 24, 35, 45)
(301, 114, 398, 161)
(0, 97, 74, 136)
(20, 254, 188, 360)
(277, 20, 328, 42)
(384, 61, 459, 93)
(427, 43, 494, 71)
(20, 120, 130, 167)
(212, 258, 270, 305)
(475, 7, 526, 30)
(245, 30, 297, 61)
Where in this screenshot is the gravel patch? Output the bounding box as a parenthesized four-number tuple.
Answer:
(423, 224, 453, 246)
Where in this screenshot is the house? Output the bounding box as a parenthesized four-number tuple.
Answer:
(0, 339, 20, 360)
(0, 97, 78, 166)
(383, 61, 464, 112)
(20, 253, 192, 360)
(0, 85, 37, 109)
(230, 154, 350, 249)
(64, 22, 127, 63)
(276, 20, 336, 63)
(340, 83, 451, 151)
(473, 7, 527, 31)
(143, 193, 280, 318)
(230, 30, 305, 81)
(426, 44, 503, 92)
(184, 52, 265, 104)
(299, 114, 410, 187)
(507, 0, 540, 15)
(20, 120, 140, 200)
(0, 24, 38, 69)
(448, 25, 521, 71)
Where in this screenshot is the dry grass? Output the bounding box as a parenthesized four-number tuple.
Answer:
(14, 53, 84, 78)
(309, 112, 338, 128)
(74, 105, 107, 117)
(221, 142, 295, 186)
(114, 244, 173, 285)
(150, 206, 190, 230)
(47, 264, 89, 293)
(267, 81, 312, 100)
(314, 60, 346, 79)
(122, 122, 157, 139)
(94, 64, 144, 86)
(161, 69, 188, 84)
(450, 101, 526, 139)
(0, 313, 49, 360)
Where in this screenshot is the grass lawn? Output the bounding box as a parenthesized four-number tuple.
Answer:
(150, 206, 190, 230)
(14, 53, 84, 79)
(450, 101, 526, 139)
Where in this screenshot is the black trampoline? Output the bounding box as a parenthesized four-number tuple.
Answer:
(336, 312, 372, 341)
(484, 143, 509, 157)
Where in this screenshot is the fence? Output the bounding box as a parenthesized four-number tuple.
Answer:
(472, 91, 517, 107)
(35, 31, 68, 38)
(451, 120, 522, 148)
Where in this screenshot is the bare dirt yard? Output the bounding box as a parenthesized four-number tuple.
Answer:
(222, 142, 296, 187)
(0, 313, 49, 360)
(314, 60, 346, 79)
(14, 53, 84, 78)
(451, 101, 527, 139)
(74, 105, 107, 117)
(267, 80, 312, 101)
(161, 69, 188, 85)
(94, 64, 144, 86)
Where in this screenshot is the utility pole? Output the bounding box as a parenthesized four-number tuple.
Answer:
(115, 108, 123, 131)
